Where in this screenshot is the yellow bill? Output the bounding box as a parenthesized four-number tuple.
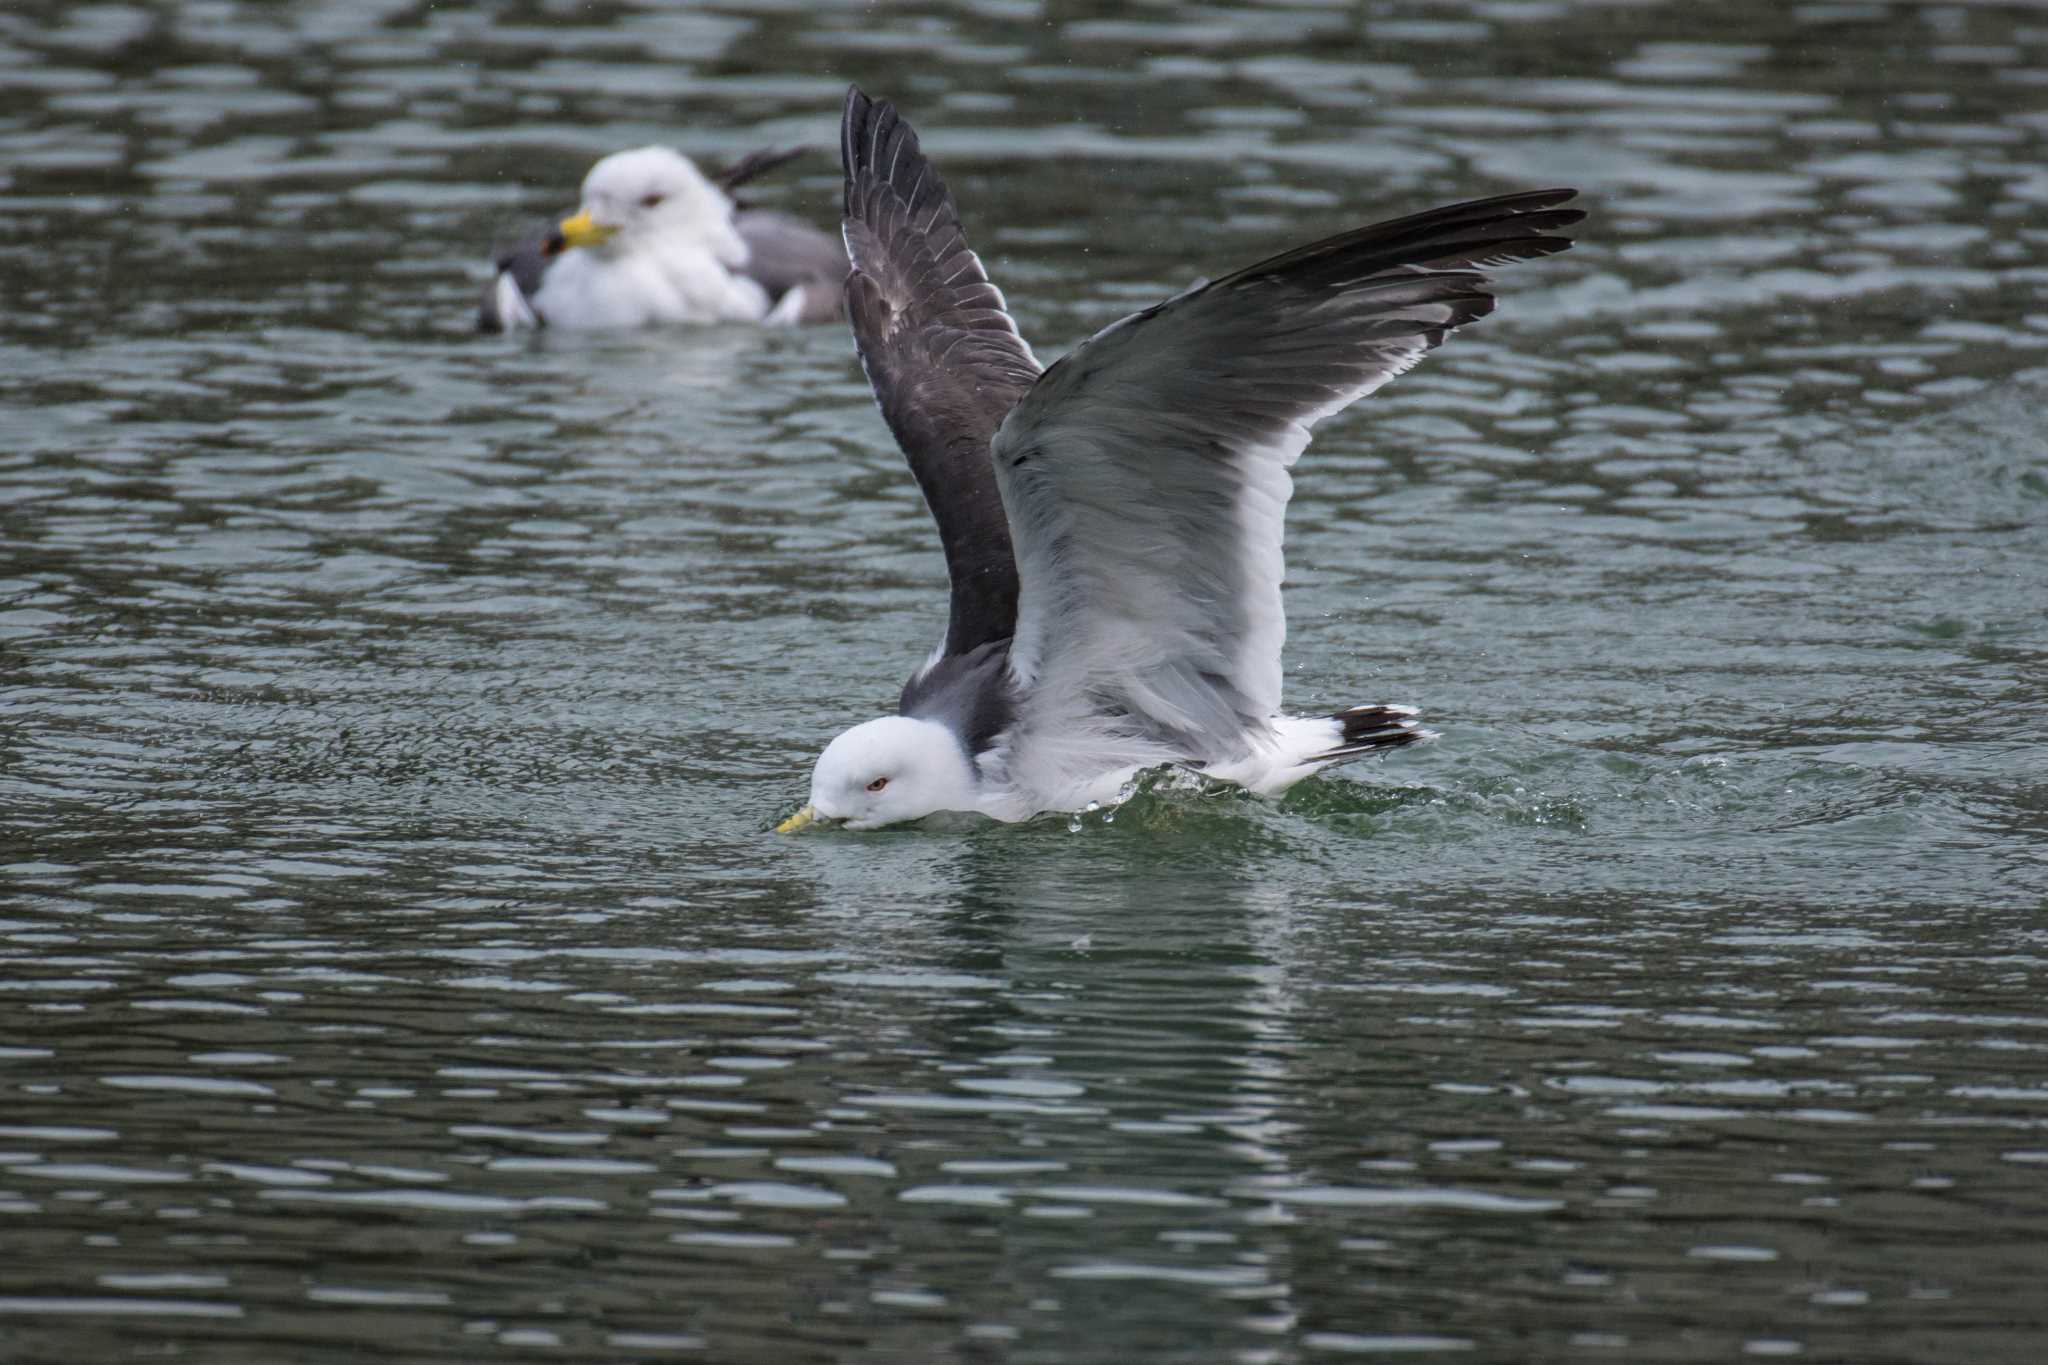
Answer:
(774, 804, 818, 834)
(556, 210, 617, 249)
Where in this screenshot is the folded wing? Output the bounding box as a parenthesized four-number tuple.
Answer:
(477, 226, 556, 332)
(991, 189, 1581, 766)
(840, 87, 1041, 659)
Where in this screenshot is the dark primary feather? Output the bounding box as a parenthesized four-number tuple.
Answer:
(716, 145, 809, 197)
(1229, 188, 1581, 288)
(840, 85, 1039, 659)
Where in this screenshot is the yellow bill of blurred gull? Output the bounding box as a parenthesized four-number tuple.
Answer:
(777, 88, 1581, 832)
(478, 145, 846, 333)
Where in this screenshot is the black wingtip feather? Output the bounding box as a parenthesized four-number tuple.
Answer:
(716, 145, 810, 195)
(1228, 188, 1583, 297)
(841, 85, 873, 206)
(1312, 704, 1434, 762)
(842, 85, 915, 220)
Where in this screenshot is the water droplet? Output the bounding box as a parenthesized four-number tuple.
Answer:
(1066, 814, 1083, 834)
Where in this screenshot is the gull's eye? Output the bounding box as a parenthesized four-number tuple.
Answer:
(865, 777, 889, 793)
(641, 193, 665, 208)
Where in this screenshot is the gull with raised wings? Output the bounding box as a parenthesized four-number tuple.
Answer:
(779, 89, 1580, 831)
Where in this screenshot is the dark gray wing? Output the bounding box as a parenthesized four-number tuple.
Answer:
(735, 209, 847, 322)
(991, 190, 1582, 770)
(477, 224, 561, 333)
(841, 86, 1040, 659)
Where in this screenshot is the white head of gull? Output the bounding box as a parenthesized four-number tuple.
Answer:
(806, 717, 979, 830)
(777, 87, 1582, 832)
(477, 146, 848, 333)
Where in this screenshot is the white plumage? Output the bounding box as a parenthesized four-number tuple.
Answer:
(477, 146, 846, 333)
(530, 148, 769, 328)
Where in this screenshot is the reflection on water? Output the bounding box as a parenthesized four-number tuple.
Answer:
(4, 0, 2047, 1361)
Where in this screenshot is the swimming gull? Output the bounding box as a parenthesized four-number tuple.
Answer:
(478, 145, 846, 333)
(777, 88, 1581, 831)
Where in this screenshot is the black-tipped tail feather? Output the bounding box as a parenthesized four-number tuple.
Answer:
(1311, 704, 1434, 762)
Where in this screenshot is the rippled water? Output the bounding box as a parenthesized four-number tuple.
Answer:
(5, 1, 2047, 1361)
